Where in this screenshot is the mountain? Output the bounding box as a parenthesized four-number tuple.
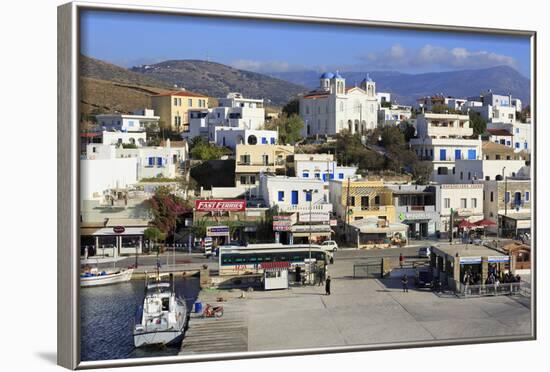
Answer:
(269, 66, 530, 105)
(80, 55, 170, 88)
(130, 60, 308, 106)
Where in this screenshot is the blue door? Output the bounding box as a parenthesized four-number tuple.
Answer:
(468, 149, 476, 160)
(291, 190, 298, 205)
(455, 149, 461, 160)
(440, 149, 447, 161)
(322, 173, 327, 182)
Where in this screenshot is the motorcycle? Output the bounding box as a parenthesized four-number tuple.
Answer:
(202, 303, 224, 318)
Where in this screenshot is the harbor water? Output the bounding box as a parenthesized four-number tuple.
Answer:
(80, 276, 200, 361)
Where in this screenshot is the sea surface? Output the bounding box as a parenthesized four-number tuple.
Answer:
(80, 277, 200, 361)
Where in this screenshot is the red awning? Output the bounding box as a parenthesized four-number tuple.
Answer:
(260, 261, 291, 270)
(474, 218, 497, 227)
(457, 220, 476, 229)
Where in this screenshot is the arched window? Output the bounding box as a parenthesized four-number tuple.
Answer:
(247, 135, 257, 145)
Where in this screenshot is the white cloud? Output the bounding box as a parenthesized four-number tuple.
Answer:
(357, 43, 518, 71)
(230, 59, 309, 73)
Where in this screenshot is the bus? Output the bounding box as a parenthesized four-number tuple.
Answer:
(218, 243, 331, 276)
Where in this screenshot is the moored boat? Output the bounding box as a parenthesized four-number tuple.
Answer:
(133, 273, 188, 347)
(80, 267, 135, 287)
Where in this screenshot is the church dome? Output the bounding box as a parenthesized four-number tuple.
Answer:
(320, 72, 335, 79)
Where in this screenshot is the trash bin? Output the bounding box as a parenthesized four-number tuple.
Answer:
(194, 301, 202, 313)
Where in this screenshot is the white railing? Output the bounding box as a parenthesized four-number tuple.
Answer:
(279, 203, 333, 213)
(457, 282, 529, 298)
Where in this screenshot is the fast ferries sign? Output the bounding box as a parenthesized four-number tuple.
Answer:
(195, 199, 246, 212)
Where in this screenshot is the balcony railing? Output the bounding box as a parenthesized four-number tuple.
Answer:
(279, 203, 333, 213)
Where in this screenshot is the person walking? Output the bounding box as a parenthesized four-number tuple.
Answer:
(325, 275, 331, 295)
(318, 265, 325, 286)
(401, 274, 409, 293)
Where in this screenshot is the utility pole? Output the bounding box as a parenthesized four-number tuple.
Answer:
(303, 188, 315, 285)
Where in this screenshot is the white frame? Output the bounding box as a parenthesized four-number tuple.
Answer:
(57, 1, 537, 369)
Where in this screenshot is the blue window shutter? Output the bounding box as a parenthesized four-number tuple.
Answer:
(291, 191, 298, 205)
(157, 157, 162, 166)
(305, 192, 312, 202)
(330, 173, 334, 180)
(525, 191, 530, 201)
(148, 157, 154, 166)
(262, 137, 267, 144)
(515, 142, 520, 149)
(338, 173, 344, 179)
(270, 137, 275, 144)
(278, 191, 284, 202)
(455, 149, 461, 160)
(302, 172, 309, 178)
(524, 142, 528, 149)
(468, 150, 476, 160)
(322, 174, 327, 182)
(440, 149, 447, 161)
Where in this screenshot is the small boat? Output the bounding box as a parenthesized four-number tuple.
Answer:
(133, 273, 188, 347)
(80, 266, 134, 287)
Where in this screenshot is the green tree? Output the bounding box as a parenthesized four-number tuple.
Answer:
(265, 113, 304, 145)
(282, 99, 299, 116)
(143, 227, 166, 253)
(412, 162, 433, 185)
(469, 111, 487, 136)
(190, 142, 231, 160)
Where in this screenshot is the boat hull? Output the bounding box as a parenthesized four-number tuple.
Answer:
(80, 268, 134, 287)
(133, 327, 185, 348)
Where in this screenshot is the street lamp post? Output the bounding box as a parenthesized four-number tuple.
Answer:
(303, 188, 317, 285)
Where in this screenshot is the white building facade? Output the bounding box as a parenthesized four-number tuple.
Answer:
(299, 72, 378, 137)
(293, 153, 357, 182)
(410, 113, 481, 183)
(435, 183, 484, 237)
(213, 128, 278, 150)
(185, 92, 265, 141)
(96, 109, 160, 132)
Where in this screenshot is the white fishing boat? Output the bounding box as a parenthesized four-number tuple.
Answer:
(80, 267, 134, 287)
(133, 273, 188, 347)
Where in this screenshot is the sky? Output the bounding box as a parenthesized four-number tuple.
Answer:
(80, 10, 532, 77)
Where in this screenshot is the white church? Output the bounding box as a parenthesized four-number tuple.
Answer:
(299, 72, 378, 137)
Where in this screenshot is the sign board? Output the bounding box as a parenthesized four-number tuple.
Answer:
(206, 225, 230, 237)
(299, 211, 330, 223)
(112, 226, 125, 234)
(260, 261, 291, 270)
(203, 237, 212, 254)
(273, 220, 292, 231)
(488, 256, 510, 263)
(195, 199, 246, 212)
(459, 256, 482, 264)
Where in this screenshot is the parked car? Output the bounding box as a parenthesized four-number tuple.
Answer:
(321, 240, 339, 252)
(415, 268, 434, 289)
(418, 247, 431, 258)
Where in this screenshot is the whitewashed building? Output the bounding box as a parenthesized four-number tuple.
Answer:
(299, 72, 378, 137)
(378, 105, 413, 126)
(213, 128, 278, 150)
(487, 121, 531, 152)
(464, 91, 522, 124)
(434, 183, 484, 238)
(100, 130, 148, 147)
(85, 139, 187, 181)
(453, 159, 528, 183)
(185, 92, 265, 141)
(410, 113, 482, 183)
(292, 153, 357, 182)
(96, 109, 160, 132)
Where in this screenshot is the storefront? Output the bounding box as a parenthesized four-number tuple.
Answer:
(500, 213, 531, 238)
(90, 227, 146, 257)
(349, 219, 408, 249)
(289, 224, 333, 244)
(398, 211, 438, 239)
(431, 244, 510, 291)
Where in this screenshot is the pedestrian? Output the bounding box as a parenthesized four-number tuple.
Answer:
(318, 266, 325, 286)
(401, 274, 409, 292)
(325, 275, 331, 295)
(399, 253, 404, 268)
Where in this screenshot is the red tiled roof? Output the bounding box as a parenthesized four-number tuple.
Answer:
(487, 128, 512, 136)
(154, 90, 208, 98)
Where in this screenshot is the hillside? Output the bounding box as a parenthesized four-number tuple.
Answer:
(130, 60, 308, 106)
(270, 66, 531, 105)
(79, 77, 167, 116)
